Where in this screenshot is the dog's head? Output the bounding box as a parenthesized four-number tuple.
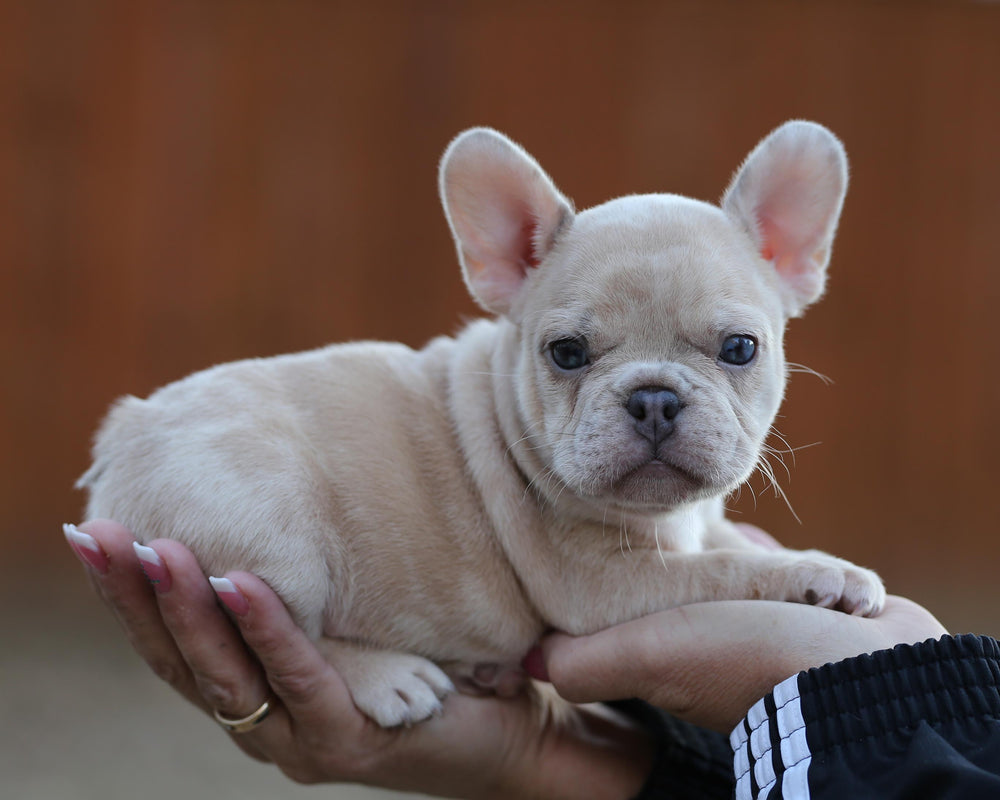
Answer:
(439, 122, 847, 513)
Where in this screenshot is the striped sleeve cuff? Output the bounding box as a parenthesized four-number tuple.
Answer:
(728, 634, 1000, 800)
(730, 672, 810, 800)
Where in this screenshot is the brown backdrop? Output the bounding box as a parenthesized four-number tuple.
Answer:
(3, 0, 1000, 634)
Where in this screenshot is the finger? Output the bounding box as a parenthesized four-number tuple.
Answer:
(68, 521, 201, 707)
(146, 540, 273, 722)
(542, 617, 672, 705)
(211, 571, 360, 733)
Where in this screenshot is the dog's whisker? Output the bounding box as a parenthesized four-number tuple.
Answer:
(752, 451, 802, 524)
(738, 462, 761, 510)
(761, 444, 793, 483)
(653, 521, 669, 572)
(786, 362, 833, 385)
(770, 438, 822, 457)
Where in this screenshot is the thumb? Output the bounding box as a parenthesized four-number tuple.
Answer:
(535, 618, 676, 706)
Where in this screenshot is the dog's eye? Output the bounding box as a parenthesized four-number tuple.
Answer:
(719, 334, 757, 366)
(549, 338, 590, 371)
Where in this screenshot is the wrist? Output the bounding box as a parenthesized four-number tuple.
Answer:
(499, 693, 653, 800)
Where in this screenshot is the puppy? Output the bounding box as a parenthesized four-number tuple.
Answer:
(78, 121, 885, 727)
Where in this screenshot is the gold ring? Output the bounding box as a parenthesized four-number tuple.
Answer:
(213, 699, 271, 734)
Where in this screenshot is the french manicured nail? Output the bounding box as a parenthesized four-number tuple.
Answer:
(133, 542, 172, 593)
(209, 576, 249, 616)
(521, 646, 550, 682)
(63, 523, 110, 574)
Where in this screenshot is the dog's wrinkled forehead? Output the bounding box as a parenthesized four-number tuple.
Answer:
(525, 194, 783, 346)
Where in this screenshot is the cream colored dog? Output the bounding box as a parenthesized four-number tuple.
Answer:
(79, 121, 885, 727)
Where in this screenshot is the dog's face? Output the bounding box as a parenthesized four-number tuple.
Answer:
(512, 196, 788, 510)
(440, 122, 847, 514)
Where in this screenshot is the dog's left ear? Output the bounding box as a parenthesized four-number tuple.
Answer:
(439, 128, 574, 316)
(722, 121, 848, 317)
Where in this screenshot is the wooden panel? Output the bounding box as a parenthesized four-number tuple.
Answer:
(3, 0, 999, 628)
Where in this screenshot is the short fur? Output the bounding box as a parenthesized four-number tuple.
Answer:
(79, 122, 885, 727)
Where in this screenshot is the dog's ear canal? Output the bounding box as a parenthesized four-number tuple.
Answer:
(721, 120, 849, 318)
(439, 128, 574, 316)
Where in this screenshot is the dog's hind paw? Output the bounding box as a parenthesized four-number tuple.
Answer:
(321, 641, 455, 727)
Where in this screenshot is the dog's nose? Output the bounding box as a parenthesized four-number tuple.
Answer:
(625, 387, 682, 445)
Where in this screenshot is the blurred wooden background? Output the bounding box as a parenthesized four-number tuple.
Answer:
(3, 0, 1000, 633)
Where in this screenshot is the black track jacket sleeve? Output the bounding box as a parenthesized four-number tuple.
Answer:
(629, 634, 1000, 800)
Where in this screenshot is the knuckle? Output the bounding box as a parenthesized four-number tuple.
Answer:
(268, 665, 318, 707)
(240, 619, 286, 660)
(195, 675, 242, 713)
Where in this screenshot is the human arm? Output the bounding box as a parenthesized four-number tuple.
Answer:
(533, 569, 1000, 799)
(534, 594, 949, 733)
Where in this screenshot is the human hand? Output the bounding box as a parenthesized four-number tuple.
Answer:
(64, 520, 653, 800)
(530, 528, 948, 734)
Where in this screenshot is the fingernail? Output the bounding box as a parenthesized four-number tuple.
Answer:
(133, 542, 172, 593)
(521, 646, 550, 682)
(209, 576, 249, 616)
(63, 523, 110, 574)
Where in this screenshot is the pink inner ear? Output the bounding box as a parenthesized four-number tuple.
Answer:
(519, 215, 541, 270)
(757, 212, 825, 302)
(757, 214, 783, 265)
(758, 213, 804, 274)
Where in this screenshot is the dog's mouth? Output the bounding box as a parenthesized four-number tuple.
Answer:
(609, 457, 707, 507)
(625, 459, 693, 480)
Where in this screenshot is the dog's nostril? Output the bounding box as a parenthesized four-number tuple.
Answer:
(625, 393, 648, 421)
(660, 391, 681, 420)
(626, 387, 682, 422)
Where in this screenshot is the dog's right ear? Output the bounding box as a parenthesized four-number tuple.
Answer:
(439, 128, 574, 316)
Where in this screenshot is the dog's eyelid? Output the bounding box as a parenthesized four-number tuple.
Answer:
(711, 325, 766, 352)
(721, 330, 760, 343)
(539, 332, 587, 353)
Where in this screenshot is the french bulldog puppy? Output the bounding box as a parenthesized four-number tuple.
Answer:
(78, 121, 885, 727)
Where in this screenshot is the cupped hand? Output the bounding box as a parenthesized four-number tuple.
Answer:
(64, 520, 653, 800)
(536, 591, 948, 734)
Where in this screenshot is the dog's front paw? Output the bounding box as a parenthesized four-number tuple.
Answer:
(781, 551, 886, 617)
(321, 642, 455, 727)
